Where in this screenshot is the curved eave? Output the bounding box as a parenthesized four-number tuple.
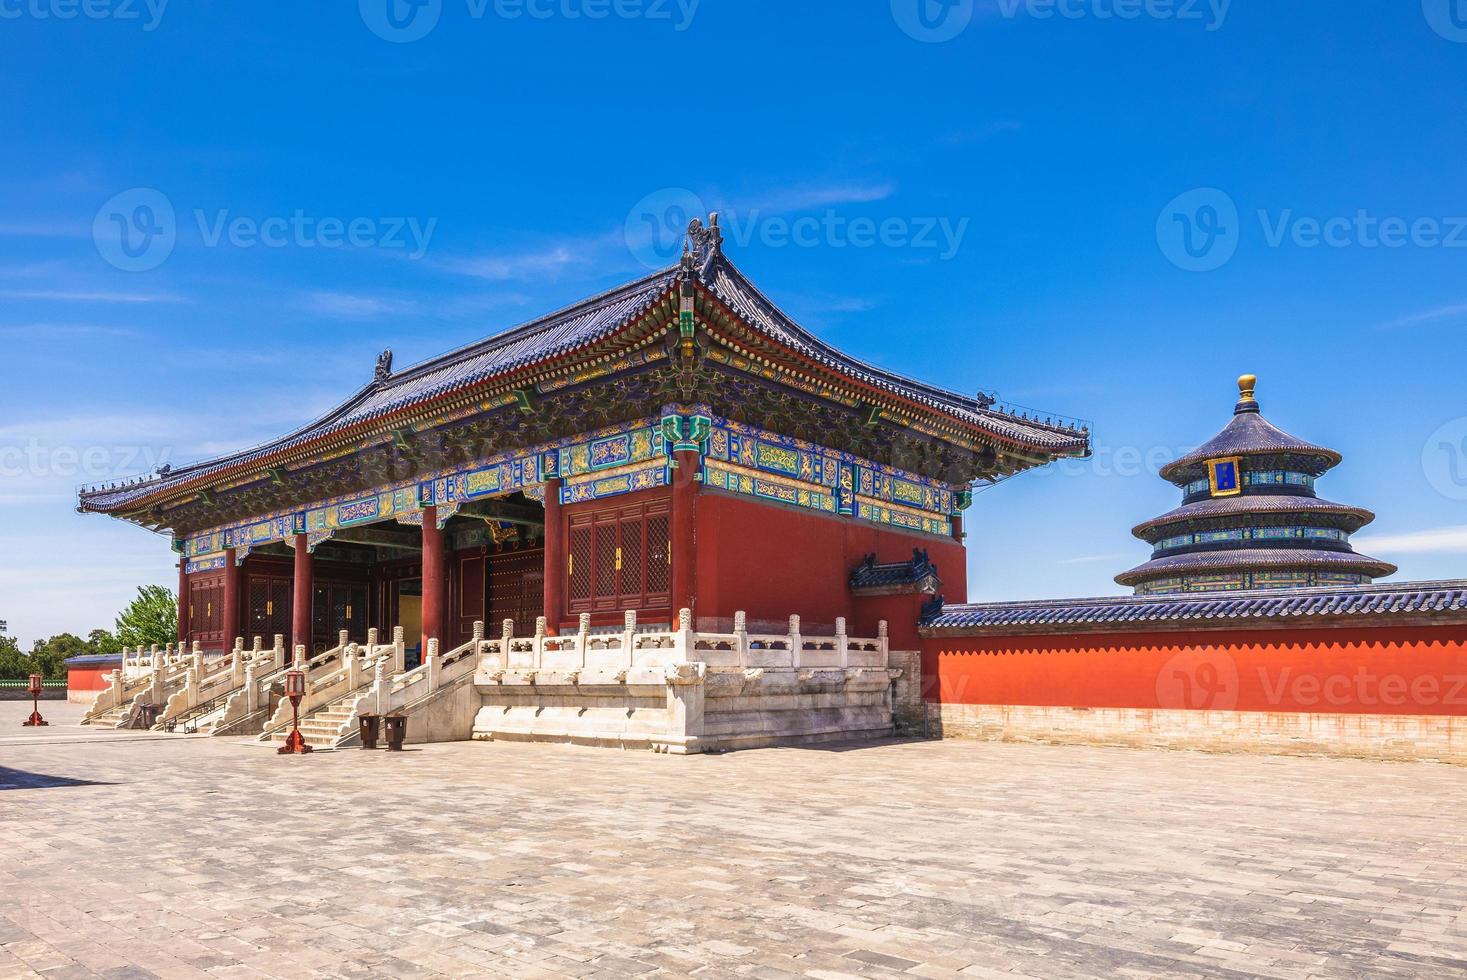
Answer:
(1115, 548, 1398, 587)
(1131, 495, 1376, 541)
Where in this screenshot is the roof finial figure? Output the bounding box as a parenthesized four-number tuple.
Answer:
(682, 212, 723, 275)
(1236, 373, 1258, 415)
(375, 348, 394, 383)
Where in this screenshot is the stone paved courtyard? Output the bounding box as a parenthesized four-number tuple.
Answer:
(1, 702, 1465, 979)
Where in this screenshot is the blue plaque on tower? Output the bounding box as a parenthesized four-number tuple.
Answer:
(1207, 457, 1242, 498)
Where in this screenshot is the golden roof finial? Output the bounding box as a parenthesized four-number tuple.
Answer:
(1238, 373, 1258, 403)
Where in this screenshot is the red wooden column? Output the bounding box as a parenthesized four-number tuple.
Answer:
(176, 559, 188, 643)
(542, 478, 564, 636)
(421, 506, 444, 653)
(671, 448, 700, 619)
(221, 547, 240, 648)
(291, 534, 312, 656)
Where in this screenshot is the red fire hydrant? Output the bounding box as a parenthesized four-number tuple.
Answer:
(276, 668, 312, 755)
(22, 673, 47, 727)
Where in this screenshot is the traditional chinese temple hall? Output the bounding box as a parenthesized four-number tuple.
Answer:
(73, 218, 1091, 751)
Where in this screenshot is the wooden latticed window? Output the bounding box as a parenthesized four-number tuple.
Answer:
(565, 495, 672, 616)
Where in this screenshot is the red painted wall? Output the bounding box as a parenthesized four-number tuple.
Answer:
(696, 489, 966, 648)
(65, 666, 112, 692)
(923, 625, 1467, 716)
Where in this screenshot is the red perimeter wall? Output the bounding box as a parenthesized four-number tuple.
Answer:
(922, 625, 1467, 716)
(696, 489, 967, 649)
(66, 667, 113, 692)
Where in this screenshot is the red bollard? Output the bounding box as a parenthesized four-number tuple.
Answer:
(22, 673, 48, 727)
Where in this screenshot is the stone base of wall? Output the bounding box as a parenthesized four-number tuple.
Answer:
(887, 650, 924, 736)
(472, 665, 896, 754)
(929, 703, 1467, 764)
(0, 688, 67, 702)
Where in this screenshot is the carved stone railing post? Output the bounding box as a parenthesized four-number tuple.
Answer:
(878, 620, 889, 665)
(789, 615, 802, 669)
(252, 635, 264, 654)
(293, 644, 306, 669)
(393, 626, 406, 674)
(425, 638, 441, 691)
(243, 663, 258, 713)
(372, 661, 387, 715)
(191, 641, 203, 676)
(499, 619, 513, 669)
(338, 629, 349, 653)
(622, 610, 637, 667)
(676, 608, 695, 661)
(533, 616, 546, 670)
(346, 644, 360, 691)
(149, 643, 160, 669)
(577, 613, 591, 668)
(110, 664, 123, 703)
(273, 634, 285, 671)
(367, 627, 379, 649)
(836, 617, 848, 669)
(733, 611, 748, 669)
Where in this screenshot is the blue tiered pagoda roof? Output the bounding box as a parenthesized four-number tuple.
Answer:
(1115, 375, 1396, 596)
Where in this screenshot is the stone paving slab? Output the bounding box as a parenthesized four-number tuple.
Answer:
(1, 700, 1465, 978)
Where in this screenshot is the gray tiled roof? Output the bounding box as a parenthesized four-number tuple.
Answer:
(1131, 495, 1376, 539)
(849, 550, 942, 593)
(921, 580, 1467, 633)
(1115, 547, 1398, 587)
(79, 253, 1089, 514)
(1159, 410, 1339, 483)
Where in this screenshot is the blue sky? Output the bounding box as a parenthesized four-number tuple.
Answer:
(2, 1, 1466, 645)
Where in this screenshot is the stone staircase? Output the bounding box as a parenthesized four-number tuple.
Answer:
(87, 704, 134, 728)
(265, 695, 362, 750)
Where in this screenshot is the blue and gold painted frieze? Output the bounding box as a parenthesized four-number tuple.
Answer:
(702, 416, 957, 536)
(182, 411, 968, 554)
(185, 553, 228, 575)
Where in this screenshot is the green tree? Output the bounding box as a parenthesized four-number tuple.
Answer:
(0, 634, 28, 679)
(89, 628, 120, 653)
(115, 585, 177, 649)
(28, 633, 92, 681)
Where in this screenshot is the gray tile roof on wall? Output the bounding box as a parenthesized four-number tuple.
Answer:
(923, 580, 1467, 633)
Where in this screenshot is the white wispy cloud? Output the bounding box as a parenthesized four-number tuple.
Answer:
(743, 181, 897, 214)
(437, 244, 586, 282)
(1059, 552, 1134, 565)
(300, 290, 417, 319)
(1380, 303, 1467, 330)
(1354, 526, 1467, 555)
(0, 288, 187, 304)
(0, 322, 141, 340)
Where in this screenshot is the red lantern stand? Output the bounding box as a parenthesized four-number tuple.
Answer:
(22, 673, 48, 727)
(277, 668, 312, 755)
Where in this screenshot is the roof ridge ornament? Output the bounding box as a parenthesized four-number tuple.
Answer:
(681, 212, 722, 280)
(375, 348, 394, 384)
(1235, 373, 1259, 415)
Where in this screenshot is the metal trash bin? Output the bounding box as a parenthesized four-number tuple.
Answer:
(358, 714, 381, 750)
(382, 714, 407, 751)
